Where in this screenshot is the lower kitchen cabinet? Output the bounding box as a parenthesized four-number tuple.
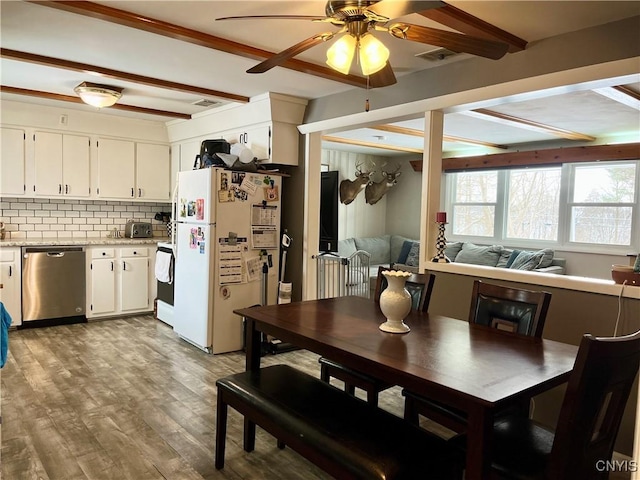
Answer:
(87, 246, 155, 319)
(0, 247, 22, 326)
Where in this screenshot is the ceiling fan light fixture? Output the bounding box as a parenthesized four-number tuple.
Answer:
(358, 33, 389, 76)
(326, 34, 356, 75)
(74, 82, 123, 108)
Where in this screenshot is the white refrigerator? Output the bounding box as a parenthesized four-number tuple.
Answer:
(173, 168, 282, 353)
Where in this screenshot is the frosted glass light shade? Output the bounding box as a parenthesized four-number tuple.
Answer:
(74, 82, 122, 108)
(359, 34, 390, 76)
(326, 34, 356, 75)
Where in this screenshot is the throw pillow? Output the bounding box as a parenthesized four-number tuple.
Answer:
(444, 241, 464, 261)
(455, 243, 503, 267)
(405, 242, 420, 267)
(397, 240, 414, 264)
(509, 250, 545, 271)
(505, 249, 522, 268)
(536, 248, 555, 268)
(496, 249, 513, 268)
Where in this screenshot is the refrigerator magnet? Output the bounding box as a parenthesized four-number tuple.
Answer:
(264, 185, 279, 202)
(199, 241, 205, 254)
(220, 286, 231, 299)
(196, 199, 204, 220)
(187, 200, 196, 216)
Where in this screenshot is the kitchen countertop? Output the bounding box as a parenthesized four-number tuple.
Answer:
(0, 237, 170, 247)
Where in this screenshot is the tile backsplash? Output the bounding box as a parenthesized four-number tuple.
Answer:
(0, 197, 171, 239)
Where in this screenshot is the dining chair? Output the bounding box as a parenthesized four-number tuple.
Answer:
(450, 329, 640, 480)
(318, 266, 436, 406)
(403, 280, 552, 432)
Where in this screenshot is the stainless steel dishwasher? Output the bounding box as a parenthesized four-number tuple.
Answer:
(22, 246, 86, 323)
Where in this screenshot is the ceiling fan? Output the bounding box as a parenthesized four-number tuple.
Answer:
(216, 0, 510, 88)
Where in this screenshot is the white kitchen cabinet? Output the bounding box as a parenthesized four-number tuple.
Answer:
(88, 248, 117, 316)
(224, 122, 299, 165)
(96, 138, 136, 199)
(87, 246, 153, 319)
(0, 127, 26, 196)
(119, 247, 149, 312)
(0, 247, 22, 326)
(34, 132, 90, 197)
(136, 142, 171, 201)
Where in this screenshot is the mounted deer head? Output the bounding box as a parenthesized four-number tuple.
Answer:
(365, 164, 401, 205)
(339, 162, 372, 205)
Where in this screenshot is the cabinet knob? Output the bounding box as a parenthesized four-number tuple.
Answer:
(102, 252, 106, 256)
(133, 251, 137, 255)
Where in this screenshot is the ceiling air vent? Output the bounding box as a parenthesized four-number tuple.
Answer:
(415, 48, 458, 62)
(192, 99, 221, 107)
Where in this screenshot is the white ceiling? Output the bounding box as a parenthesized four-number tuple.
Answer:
(1, 1, 639, 157)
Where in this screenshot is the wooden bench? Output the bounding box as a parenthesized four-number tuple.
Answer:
(215, 364, 459, 480)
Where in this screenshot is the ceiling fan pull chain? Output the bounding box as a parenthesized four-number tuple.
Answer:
(365, 75, 370, 112)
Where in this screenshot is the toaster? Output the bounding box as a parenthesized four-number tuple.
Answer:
(124, 221, 153, 238)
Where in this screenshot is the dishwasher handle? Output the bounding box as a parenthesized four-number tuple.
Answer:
(47, 252, 66, 258)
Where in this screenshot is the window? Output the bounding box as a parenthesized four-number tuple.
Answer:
(569, 163, 636, 246)
(445, 160, 639, 251)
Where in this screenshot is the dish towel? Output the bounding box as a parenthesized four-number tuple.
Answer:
(155, 251, 173, 284)
(1, 302, 12, 368)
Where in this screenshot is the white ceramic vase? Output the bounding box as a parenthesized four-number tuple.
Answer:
(378, 270, 412, 333)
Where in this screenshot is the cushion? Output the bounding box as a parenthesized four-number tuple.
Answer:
(390, 235, 414, 264)
(505, 249, 522, 268)
(496, 249, 513, 268)
(444, 242, 463, 261)
(405, 242, 420, 267)
(455, 243, 503, 267)
(397, 240, 414, 264)
(337, 238, 357, 257)
(354, 235, 390, 265)
(509, 249, 555, 271)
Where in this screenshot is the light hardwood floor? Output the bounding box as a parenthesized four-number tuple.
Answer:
(0, 316, 419, 480)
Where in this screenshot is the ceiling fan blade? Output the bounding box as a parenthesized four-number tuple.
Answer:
(367, 1, 444, 21)
(368, 63, 397, 88)
(391, 23, 509, 60)
(216, 15, 325, 21)
(247, 33, 332, 74)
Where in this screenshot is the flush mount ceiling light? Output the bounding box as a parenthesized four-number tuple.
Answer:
(74, 82, 123, 108)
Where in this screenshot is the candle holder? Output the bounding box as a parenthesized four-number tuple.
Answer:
(431, 221, 451, 263)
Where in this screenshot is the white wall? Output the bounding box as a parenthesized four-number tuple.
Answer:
(384, 158, 422, 240)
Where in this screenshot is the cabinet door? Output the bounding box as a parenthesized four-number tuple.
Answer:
(34, 131, 63, 196)
(63, 134, 90, 197)
(0, 250, 22, 326)
(89, 258, 116, 315)
(97, 138, 135, 199)
(179, 140, 201, 172)
(136, 143, 170, 201)
(120, 257, 149, 311)
(245, 124, 271, 161)
(0, 128, 26, 196)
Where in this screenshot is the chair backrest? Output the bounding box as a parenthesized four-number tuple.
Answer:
(547, 329, 640, 479)
(373, 266, 435, 312)
(468, 280, 551, 337)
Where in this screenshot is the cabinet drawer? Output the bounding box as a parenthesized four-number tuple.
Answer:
(120, 247, 148, 258)
(91, 248, 115, 259)
(0, 250, 16, 262)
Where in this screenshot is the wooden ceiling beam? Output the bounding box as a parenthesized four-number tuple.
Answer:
(592, 86, 640, 111)
(372, 124, 508, 149)
(30, 1, 369, 88)
(1, 85, 192, 119)
(463, 108, 596, 141)
(420, 3, 527, 53)
(322, 135, 423, 154)
(0, 48, 249, 104)
(441, 143, 640, 171)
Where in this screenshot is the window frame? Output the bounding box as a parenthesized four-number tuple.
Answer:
(445, 160, 640, 254)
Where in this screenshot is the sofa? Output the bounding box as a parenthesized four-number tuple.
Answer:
(338, 235, 566, 294)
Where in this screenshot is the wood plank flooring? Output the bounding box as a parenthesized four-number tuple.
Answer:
(0, 316, 421, 480)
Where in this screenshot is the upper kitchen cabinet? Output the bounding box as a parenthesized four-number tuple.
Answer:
(136, 143, 171, 201)
(167, 93, 307, 167)
(97, 138, 136, 199)
(0, 127, 26, 196)
(33, 132, 90, 197)
(224, 123, 299, 165)
(97, 138, 171, 201)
